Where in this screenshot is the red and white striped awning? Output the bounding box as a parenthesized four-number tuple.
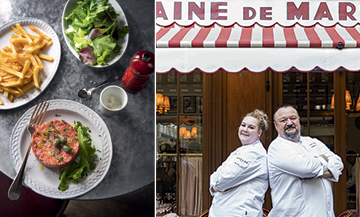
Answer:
(156, 24, 360, 48)
(156, 24, 360, 73)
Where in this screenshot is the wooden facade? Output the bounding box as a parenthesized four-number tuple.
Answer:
(202, 70, 348, 216)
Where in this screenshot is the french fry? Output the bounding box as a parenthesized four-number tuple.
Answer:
(2, 75, 18, 81)
(10, 38, 29, 44)
(33, 66, 40, 89)
(2, 46, 12, 53)
(4, 55, 30, 63)
(0, 98, 3, 105)
(0, 50, 15, 59)
(24, 40, 46, 53)
(3, 91, 9, 98)
(27, 53, 38, 68)
(15, 87, 23, 94)
(34, 53, 44, 70)
(8, 94, 14, 102)
(1, 79, 22, 87)
(2, 87, 20, 95)
(15, 23, 32, 44)
(29, 26, 51, 41)
(37, 53, 54, 62)
(32, 36, 43, 45)
(15, 81, 35, 98)
(41, 40, 52, 51)
(10, 26, 21, 35)
(0, 65, 24, 79)
(21, 60, 31, 75)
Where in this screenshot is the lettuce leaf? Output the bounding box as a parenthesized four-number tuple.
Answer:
(58, 121, 97, 191)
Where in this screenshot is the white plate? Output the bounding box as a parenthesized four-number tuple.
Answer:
(9, 99, 113, 199)
(0, 18, 61, 110)
(62, 0, 129, 68)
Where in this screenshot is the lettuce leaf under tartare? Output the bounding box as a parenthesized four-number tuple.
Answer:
(58, 121, 97, 191)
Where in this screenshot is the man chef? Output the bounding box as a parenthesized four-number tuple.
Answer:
(267, 104, 343, 217)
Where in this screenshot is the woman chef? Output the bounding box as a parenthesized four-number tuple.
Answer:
(209, 109, 269, 217)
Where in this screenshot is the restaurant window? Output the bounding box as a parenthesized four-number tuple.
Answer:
(282, 71, 335, 150)
(345, 72, 360, 211)
(156, 70, 203, 216)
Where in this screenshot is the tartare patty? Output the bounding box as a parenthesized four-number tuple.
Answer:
(31, 119, 80, 168)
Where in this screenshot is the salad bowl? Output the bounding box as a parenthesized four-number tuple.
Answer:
(62, 0, 129, 68)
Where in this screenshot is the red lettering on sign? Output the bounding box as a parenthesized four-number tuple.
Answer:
(339, 2, 356, 20)
(287, 2, 309, 20)
(314, 2, 333, 20)
(260, 7, 272, 20)
(156, 2, 168, 20)
(211, 2, 227, 20)
(174, 2, 181, 20)
(189, 2, 205, 20)
(244, 7, 256, 20)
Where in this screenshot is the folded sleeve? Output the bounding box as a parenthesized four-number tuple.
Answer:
(268, 140, 327, 179)
(211, 149, 267, 192)
(313, 138, 343, 182)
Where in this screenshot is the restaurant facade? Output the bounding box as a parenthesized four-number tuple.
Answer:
(155, 0, 360, 216)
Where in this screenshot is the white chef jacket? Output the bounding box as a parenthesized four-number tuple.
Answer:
(209, 140, 268, 217)
(268, 136, 343, 217)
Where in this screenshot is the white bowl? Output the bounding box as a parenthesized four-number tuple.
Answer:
(61, 0, 129, 68)
(99, 85, 128, 116)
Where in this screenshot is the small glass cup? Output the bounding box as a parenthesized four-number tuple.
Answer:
(99, 85, 128, 116)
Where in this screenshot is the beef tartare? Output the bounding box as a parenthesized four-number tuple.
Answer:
(31, 119, 80, 169)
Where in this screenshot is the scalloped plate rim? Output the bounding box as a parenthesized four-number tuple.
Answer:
(9, 99, 113, 199)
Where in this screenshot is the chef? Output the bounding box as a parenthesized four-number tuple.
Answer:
(209, 109, 269, 217)
(268, 104, 343, 217)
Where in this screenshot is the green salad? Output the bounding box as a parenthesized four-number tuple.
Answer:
(58, 121, 97, 191)
(64, 0, 129, 66)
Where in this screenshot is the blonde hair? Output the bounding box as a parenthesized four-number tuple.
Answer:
(244, 109, 269, 133)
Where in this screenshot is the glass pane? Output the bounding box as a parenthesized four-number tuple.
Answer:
(178, 71, 203, 216)
(282, 71, 334, 150)
(156, 70, 178, 216)
(345, 72, 360, 210)
(156, 70, 203, 216)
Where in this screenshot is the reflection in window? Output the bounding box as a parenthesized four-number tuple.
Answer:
(156, 71, 203, 216)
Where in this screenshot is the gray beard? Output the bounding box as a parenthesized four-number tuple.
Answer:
(284, 128, 299, 140)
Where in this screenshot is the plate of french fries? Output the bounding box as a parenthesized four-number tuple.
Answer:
(0, 18, 60, 109)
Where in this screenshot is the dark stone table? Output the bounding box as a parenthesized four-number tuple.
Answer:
(0, 0, 154, 200)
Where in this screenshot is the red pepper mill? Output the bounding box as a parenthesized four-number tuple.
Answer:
(121, 50, 154, 93)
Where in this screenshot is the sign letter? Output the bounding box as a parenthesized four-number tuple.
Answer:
(156, 2, 168, 20)
(174, 2, 181, 20)
(189, 2, 205, 20)
(339, 2, 356, 20)
(244, 7, 256, 20)
(314, 2, 333, 20)
(211, 2, 227, 20)
(260, 7, 272, 20)
(287, 2, 309, 20)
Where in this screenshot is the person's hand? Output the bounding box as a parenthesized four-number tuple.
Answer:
(213, 187, 220, 192)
